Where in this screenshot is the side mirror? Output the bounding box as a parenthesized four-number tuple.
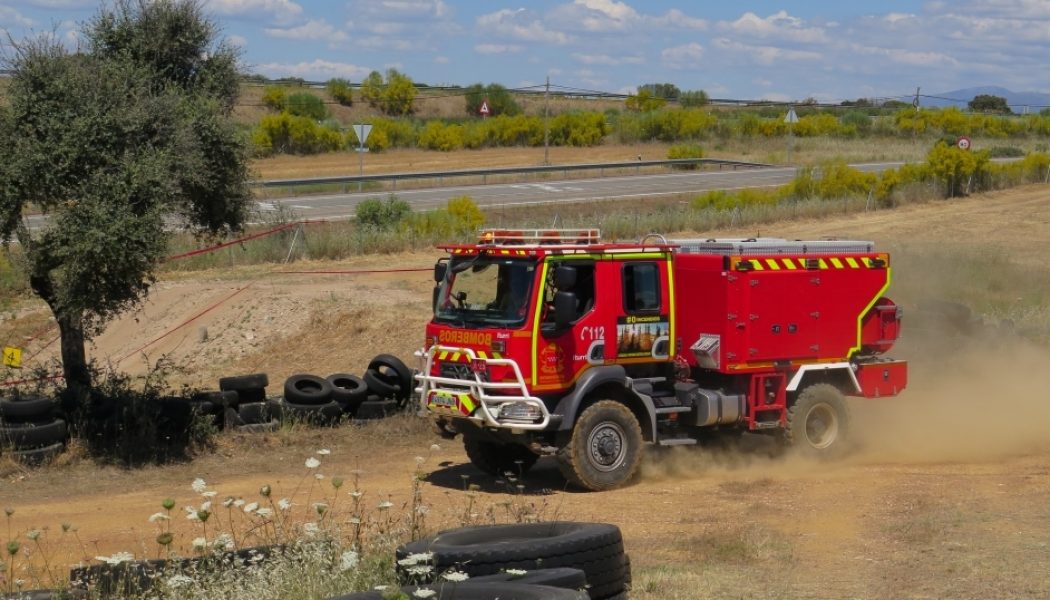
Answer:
(554, 265, 577, 290)
(434, 261, 448, 283)
(554, 291, 577, 329)
(431, 286, 440, 313)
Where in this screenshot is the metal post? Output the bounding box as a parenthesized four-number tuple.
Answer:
(543, 76, 550, 166)
(358, 138, 364, 193)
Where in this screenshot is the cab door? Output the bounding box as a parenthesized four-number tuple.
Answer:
(613, 259, 672, 363)
(532, 259, 600, 391)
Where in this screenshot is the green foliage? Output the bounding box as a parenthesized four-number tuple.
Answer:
(549, 112, 608, 146)
(360, 70, 384, 108)
(262, 85, 286, 111)
(692, 188, 779, 210)
(968, 94, 1012, 114)
(639, 83, 680, 99)
(417, 121, 465, 151)
(926, 141, 991, 197)
(667, 144, 704, 169)
(359, 69, 417, 116)
(0, 0, 251, 395)
(326, 77, 353, 106)
(465, 83, 521, 116)
(626, 89, 666, 112)
(679, 90, 710, 108)
(358, 118, 417, 152)
(405, 196, 485, 238)
(285, 92, 327, 120)
(988, 146, 1025, 158)
(254, 113, 343, 155)
(356, 195, 411, 229)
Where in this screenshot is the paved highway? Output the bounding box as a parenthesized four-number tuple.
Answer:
(259, 161, 906, 222)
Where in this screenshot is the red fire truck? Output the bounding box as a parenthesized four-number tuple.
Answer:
(416, 229, 907, 490)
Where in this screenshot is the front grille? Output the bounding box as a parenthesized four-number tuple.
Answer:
(439, 362, 489, 387)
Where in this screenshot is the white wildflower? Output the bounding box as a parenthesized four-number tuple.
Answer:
(416, 504, 429, 515)
(201, 491, 218, 498)
(26, 530, 41, 541)
(442, 571, 469, 582)
(316, 448, 331, 455)
(191, 478, 207, 493)
(302, 522, 320, 537)
(277, 498, 292, 511)
(192, 537, 207, 550)
(350, 491, 363, 499)
(373, 585, 388, 591)
(415, 456, 425, 464)
(429, 444, 441, 452)
(340, 550, 359, 571)
(406, 565, 433, 576)
(413, 589, 437, 599)
(377, 500, 394, 510)
(243, 502, 259, 513)
(200, 501, 212, 513)
(213, 534, 234, 551)
(315, 473, 325, 480)
(148, 512, 170, 523)
(305, 457, 321, 469)
(185, 507, 199, 521)
(349, 517, 362, 525)
(95, 552, 134, 565)
(505, 569, 528, 577)
(222, 497, 235, 508)
(397, 552, 433, 566)
(233, 499, 246, 508)
(255, 507, 274, 519)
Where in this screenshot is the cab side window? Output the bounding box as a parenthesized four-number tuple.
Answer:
(623, 262, 660, 314)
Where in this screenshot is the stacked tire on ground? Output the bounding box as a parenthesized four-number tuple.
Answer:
(219, 373, 280, 432)
(274, 353, 415, 425)
(380, 522, 631, 600)
(0, 395, 67, 465)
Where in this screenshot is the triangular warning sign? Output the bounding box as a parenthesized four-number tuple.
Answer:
(479, 99, 491, 116)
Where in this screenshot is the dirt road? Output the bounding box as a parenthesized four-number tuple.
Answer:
(2, 185, 1050, 598)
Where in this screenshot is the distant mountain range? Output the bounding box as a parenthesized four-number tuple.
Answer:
(923, 86, 1050, 111)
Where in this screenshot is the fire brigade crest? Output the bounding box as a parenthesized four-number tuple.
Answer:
(540, 342, 565, 375)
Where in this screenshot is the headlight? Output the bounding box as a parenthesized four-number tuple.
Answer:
(498, 402, 543, 422)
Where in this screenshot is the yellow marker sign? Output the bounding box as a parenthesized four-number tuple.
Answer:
(3, 346, 22, 369)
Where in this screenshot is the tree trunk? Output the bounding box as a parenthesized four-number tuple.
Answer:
(56, 311, 92, 404)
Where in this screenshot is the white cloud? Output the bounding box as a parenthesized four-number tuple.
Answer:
(850, 44, 959, 68)
(475, 43, 524, 54)
(660, 42, 704, 68)
(712, 38, 822, 66)
(568, 0, 638, 32)
(254, 59, 370, 80)
(648, 9, 708, 30)
(572, 52, 643, 66)
(0, 6, 33, 27)
(264, 19, 348, 44)
(760, 91, 791, 102)
(205, 0, 303, 22)
(477, 8, 569, 43)
(361, 0, 450, 19)
(228, 34, 248, 48)
(722, 11, 828, 44)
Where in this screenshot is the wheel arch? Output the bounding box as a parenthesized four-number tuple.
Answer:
(552, 366, 656, 442)
(787, 363, 860, 401)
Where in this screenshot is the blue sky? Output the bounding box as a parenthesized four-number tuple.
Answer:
(2, 0, 1048, 102)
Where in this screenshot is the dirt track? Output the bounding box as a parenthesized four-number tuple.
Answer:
(2, 185, 1050, 598)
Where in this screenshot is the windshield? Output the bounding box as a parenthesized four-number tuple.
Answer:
(435, 256, 536, 328)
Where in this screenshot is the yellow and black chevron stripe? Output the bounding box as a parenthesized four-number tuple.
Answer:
(733, 254, 888, 271)
(435, 349, 504, 361)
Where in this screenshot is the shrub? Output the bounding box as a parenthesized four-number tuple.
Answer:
(464, 83, 521, 116)
(326, 78, 353, 106)
(285, 92, 327, 120)
(417, 121, 465, 151)
(625, 89, 665, 112)
(549, 112, 608, 146)
(667, 144, 704, 169)
(261, 85, 286, 111)
(813, 160, 878, 199)
(925, 141, 991, 197)
(254, 113, 343, 155)
(988, 146, 1025, 158)
(692, 188, 779, 210)
(679, 90, 710, 108)
(446, 196, 485, 232)
(356, 195, 411, 229)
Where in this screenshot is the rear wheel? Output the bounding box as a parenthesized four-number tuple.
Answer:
(785, 383, 852, 458)
(557, 400, 643, 491)
(463, 436, 539, 477)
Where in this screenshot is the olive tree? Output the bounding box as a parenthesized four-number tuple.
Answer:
(0, 0, 251, 401)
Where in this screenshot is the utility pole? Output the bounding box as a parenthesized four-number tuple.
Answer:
(543, 75, 550, 166)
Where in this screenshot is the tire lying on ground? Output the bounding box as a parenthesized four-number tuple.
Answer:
(396, 522, 628, 599)
(366, 354, 413, 402)
(330, 583, 587, 600)
(327, 374, 369, 413)
(283, 374, 335, 405)
(354, 397, 397, 420)
(280, 399, 344, 426)
(238, 398, 282, 426)
(8, 442, 65, 466)
(469, 567, 588, 590)
(0, 395, 57, 422)
(219, 373, 269, 404)
(363, 368, 401, 399)
(0, 419, 67, 449)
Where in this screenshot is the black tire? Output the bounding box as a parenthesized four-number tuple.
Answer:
(367, 354, 413, 397)
(464, 436, 539, 478)
(329, 584, 585, 600)
(396, 522, 626, 599)
(283, 374, 334, 405)
(9, 442, 64, 466)
(354, 398, 397, 420)
(785, 383, 852, 458)
(0, 588, 83, 600)
(191, 390, 240, 409)
(0, 419, 67, 449)
(238, 399, 281, 424)
(470, 567, 587, 590)
(70, 559, 168, 596)
(556, 401, 643, 491)
(327, 373, 369, 409)
(281, 400, 344, 425)
(363, 368, 400, 399)
(0, 396, 56, 422)
(219, 373, 269, 391)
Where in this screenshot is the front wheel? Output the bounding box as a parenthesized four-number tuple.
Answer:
(557, 400, 643, 491)
(785, 384, 852, 458)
